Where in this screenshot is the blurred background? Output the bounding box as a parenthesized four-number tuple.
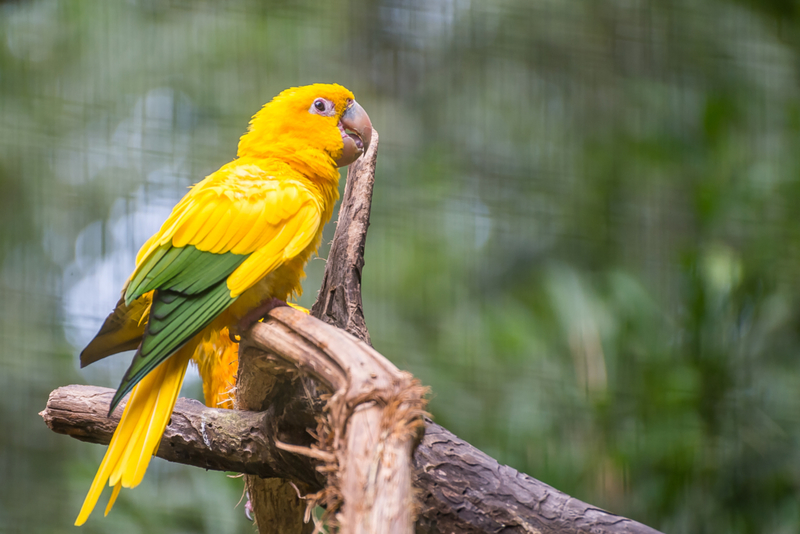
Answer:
(2, 0, 800, 532)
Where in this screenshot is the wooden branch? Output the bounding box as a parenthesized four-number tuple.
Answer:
(41, 385, 284, 478)
(236, 310, 318, 533)
(43, 368, 661, 534)
(241, 307, 426, 533)
(310, 130, 378, 344)
(414, 422, 662, 534)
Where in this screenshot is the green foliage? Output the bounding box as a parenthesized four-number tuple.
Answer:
(2, 0, 800, 532)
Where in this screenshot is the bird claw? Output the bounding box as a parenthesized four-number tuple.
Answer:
(237, 297, 289, 334)
(228, 326, 241, 343)
(244, 491, 254, 521)
(228, 298, 290, 344)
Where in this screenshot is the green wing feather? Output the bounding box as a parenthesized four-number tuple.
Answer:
(125, 245, 246, 304)
(109, 244, 247, 414)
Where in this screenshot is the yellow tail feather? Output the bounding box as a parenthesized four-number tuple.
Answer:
(75, 347, 192, 526)
(104, 483, 121, 517)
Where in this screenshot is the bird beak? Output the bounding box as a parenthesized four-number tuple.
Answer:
(335, 100, 373, 167)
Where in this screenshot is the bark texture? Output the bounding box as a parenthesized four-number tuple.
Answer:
(236, 349, 314, 534)
(414, 421, 662, 534)
(310, 130, 378, 345)
(42, 383, 662, 534)
(235, 303, 320, 534)
(41, 385, 282, 477)
(241, 306, 426, 534)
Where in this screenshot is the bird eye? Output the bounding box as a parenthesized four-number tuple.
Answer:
(314, 100, 326, 112)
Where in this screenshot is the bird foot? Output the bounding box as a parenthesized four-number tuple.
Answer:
(229, 298, 289, 342)
(244, 491, 254, 521)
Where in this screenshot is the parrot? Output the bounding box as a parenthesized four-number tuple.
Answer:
(74, 83, 372, 525)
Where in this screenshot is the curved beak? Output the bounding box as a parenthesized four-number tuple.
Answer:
(335, 100, 373, 167)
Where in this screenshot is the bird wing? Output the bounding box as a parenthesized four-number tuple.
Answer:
(107, 163, 321, 412)
(79, 292, 152, 368)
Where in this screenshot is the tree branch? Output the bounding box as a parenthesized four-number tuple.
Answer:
(41, 385, 283, 478)
(241, 307, 427, 533)
(42, 362, 661, 534)
(310, 130, 377, 344)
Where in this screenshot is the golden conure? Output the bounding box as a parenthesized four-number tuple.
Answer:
(74, 84, 372, 525)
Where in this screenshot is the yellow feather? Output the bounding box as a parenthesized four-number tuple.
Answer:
(191, 200, 230, 250)
(226, 210, 318, 297)
(234, 199, 278, 253)
(172, 197, 216, 248)
(279, 185, 300, 219)
(145, 196, 196, 253)
(284, 204, 321, 257)
(193, 328, 238, 409)
(104, 483, 121, 517)
(134, 232, 162, 268)
(225, 198, 260, 253)
(202, 204, 236, 253)
(109, 376, 159, 487)
(264, 189, 282, 224)
(75, 347, 192, 525)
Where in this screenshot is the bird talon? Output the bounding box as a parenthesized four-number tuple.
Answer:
(227, 327, 241, 343)
(244, 491, 254, 521)
(237, 297, 289, 334)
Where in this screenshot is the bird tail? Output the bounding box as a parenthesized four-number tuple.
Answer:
(74, 345, 193, 526)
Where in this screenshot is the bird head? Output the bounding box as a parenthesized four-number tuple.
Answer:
(237, 83, 372, 168)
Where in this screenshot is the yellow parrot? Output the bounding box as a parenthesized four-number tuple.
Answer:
(74, 83, 372, 525)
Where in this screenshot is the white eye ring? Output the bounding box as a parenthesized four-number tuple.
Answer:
(310, 98, 334, 116)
